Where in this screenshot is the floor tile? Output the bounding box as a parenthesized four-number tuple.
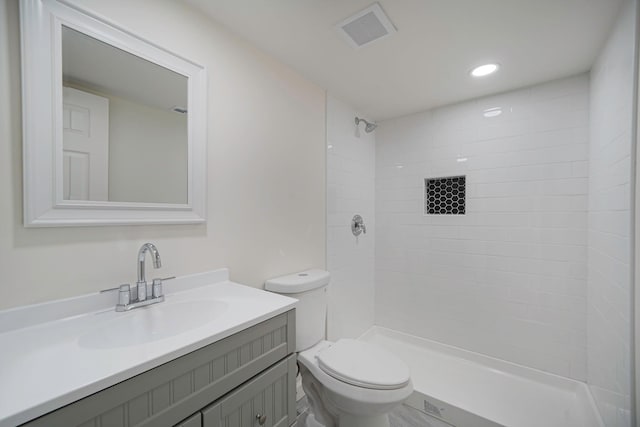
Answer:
(296, 398, 451, 427)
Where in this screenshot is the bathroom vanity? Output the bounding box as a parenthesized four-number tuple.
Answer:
(0, 269, 297, 427)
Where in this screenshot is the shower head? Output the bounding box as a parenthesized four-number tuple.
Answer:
(355, 117, 377, 133)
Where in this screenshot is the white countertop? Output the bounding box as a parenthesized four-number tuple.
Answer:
(0, 269, 297, 427)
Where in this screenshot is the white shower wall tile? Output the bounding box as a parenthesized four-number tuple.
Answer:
(326, 95, 376, 340)
(587, 1, 634, 424)
(375, 74, 590, 381)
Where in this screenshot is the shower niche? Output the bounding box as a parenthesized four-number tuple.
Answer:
(424, 176, 466, 215)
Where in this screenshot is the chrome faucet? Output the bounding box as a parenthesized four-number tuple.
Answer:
(137, 243, 162, 300)
(114, 243, 166, 312)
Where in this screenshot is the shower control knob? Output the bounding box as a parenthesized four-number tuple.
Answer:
(256, 413, 267, 425)
(351, 214, 367, 236)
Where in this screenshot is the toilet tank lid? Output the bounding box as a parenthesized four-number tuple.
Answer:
(265, 269, 330, 293)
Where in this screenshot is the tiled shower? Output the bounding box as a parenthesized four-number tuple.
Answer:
(327, 1, 635, 425)
(376, 74, 590, 380)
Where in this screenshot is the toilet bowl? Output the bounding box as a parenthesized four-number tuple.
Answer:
(298, 340, 413, 427)
(265, 270, 413, 427)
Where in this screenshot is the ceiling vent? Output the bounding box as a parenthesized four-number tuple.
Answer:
(336, 3, 396, 49)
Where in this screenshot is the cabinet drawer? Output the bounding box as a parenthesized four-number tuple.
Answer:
(203, 355, 296, 427)
(22, 311, 295, 427)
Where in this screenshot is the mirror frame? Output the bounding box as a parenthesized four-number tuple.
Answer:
(20, 0, 207, 227)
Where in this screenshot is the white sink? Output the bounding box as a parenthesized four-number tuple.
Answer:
(78, 299, 228, 349)
(0, 269, 298, 427)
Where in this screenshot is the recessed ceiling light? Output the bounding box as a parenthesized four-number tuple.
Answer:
(471, 63, 499, 77)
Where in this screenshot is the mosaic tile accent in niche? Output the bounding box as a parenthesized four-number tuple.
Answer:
(424, 176, 465, 215)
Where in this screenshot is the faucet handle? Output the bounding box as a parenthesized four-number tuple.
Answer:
(152, 278, 163, 298)
(351, 214, 367, 236)
(136, 280, 147, 301)
(118, 284, 131, 306)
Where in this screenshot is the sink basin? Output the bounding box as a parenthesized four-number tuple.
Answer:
(78, 299, 228, 349)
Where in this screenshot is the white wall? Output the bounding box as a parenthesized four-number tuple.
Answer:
(587, 0, 635, 424)
(0, 0, 326, 309)
(326, 95, 376, 340)
(375, 75, 590, 380)
(108, 95, 188, 204)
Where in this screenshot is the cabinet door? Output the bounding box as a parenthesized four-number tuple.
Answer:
(175, 412, 202, 427)
(203, 355, 296, 427)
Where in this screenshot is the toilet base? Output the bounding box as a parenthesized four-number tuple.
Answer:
(300, 360, 395, 427)
(303, 413, 324, 427)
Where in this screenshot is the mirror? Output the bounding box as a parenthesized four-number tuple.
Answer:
(61, 26, 188, 204)
(20, 0, 206, 226)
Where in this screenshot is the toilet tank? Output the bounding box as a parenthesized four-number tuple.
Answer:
(265, 270, 330, 352)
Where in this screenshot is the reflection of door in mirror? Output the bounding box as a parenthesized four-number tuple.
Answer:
(62, 87, 109, 201)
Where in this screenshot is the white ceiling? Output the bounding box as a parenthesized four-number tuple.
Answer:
(184, 0, 624, 121)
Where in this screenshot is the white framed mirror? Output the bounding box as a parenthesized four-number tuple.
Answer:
(20, 0, 207, 227)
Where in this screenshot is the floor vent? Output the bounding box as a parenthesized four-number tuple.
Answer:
(336, 3, 397, 49)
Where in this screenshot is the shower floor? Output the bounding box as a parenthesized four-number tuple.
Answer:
(359, 327, 603, 427)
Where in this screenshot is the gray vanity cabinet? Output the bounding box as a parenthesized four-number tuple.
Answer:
(21, 311, 296, 427)
(176, 413, 202, 427)
(202, 355, 296, 427)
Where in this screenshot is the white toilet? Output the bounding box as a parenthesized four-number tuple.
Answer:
(265, 270, 413, 427)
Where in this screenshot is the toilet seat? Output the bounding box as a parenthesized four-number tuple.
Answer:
(298, 340, 414, 420)
(316, 339, 410, 390)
